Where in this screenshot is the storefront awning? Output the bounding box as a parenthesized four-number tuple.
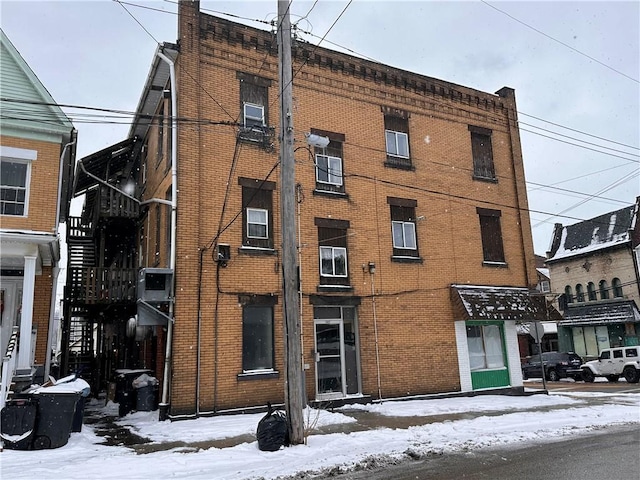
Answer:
(451, 285, 557, 321)
(558, 300, 640, 326)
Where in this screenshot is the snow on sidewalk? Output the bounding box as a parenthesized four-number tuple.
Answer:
(2, 392, 638, 480)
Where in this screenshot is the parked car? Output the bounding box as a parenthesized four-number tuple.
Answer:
(521, 352, 583, 381)
(580, 346, 640, 383)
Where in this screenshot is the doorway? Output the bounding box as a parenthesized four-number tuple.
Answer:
(313, 306, 360, 400)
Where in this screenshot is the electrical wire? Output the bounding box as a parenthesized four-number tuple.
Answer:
(480, 0, 639, 84)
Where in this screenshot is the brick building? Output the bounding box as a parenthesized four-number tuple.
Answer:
(546, 199, 640, 360)
(63, 1, 545, 417)
(0, 29, 76, 403)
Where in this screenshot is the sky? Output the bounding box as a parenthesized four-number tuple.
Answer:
(2, 388, 639, 479)
(1, 0, 639, 256)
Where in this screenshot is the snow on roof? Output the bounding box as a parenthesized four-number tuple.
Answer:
(547, 204, 637, 262)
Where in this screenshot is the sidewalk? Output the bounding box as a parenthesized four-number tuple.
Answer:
(83, 386, 619, 453)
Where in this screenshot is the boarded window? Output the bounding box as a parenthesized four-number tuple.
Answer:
(469, 126, 495, 180)
(477, 207, 505, 263)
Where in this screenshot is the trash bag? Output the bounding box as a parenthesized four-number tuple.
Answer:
(256, 403, 289, 451)
(132, 374, 158, 389)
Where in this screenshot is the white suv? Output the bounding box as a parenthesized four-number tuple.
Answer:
(581, 346, 640, 383)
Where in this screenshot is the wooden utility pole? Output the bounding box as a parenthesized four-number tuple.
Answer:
(277, 0, 305, 445)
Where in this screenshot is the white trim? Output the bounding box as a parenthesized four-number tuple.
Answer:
(455, 321, 473, 392)
(246, 207, 268, 239)
(385, 130, 410, 158)
(315, 154, 343, 186)
(0, 146, 38, 161)
(319, 246, 348, 277)
(0, 156, 33, 217)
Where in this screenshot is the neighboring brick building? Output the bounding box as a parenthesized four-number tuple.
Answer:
(0, 29, 76, 400)
(64, 1, 545, 417)
(546, 199, 640, 360)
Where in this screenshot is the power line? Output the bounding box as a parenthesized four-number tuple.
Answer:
(480, 0, 639, 84)
(519, 128, 639, 164)
(519, 121, 639, 157)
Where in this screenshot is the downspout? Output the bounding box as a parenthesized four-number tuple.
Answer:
(157, 48, 178, 422)
(46, 133, 77, 380)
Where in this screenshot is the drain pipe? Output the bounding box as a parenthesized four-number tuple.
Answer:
(369, 265, 382, 401)
(46, 134, 76, 381)
(157, 48, 178, 422)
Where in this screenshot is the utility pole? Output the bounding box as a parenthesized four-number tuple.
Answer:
(277, 0, 305, 445)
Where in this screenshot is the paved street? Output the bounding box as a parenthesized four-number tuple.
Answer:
(526, 378, 640, 395)
(326, 424, 639, 480)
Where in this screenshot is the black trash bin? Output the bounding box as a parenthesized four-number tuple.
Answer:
(115, 369, 152, 417)
(0, 397, 37, 450)
(133, 373, 159, 412)
(31, 390, 80, 449)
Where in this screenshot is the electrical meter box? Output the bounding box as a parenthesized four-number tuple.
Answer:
(138, 268, 173, 302)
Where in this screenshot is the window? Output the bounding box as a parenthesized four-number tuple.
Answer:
(613, 349, 623, 359)
(383, 109, 411, 169)
(469, 125, 495, 181)
(316, 155, 343, 186)
(477, 208, 505, 264)
(385, 130, 409, 158)
(240, 178, 275, 250)
(316, 218, 350, 287)
(320, 246, 347, 277)
(238, 72, 271, 144)
(388, 197, 419, 259)
(600, 350, 610, 360)
(599, 280, 609, 300)
(311, 129, 345, 195)
(587, 282, 597, 301)
(626, 348, 638, 357)
(1, 159, 29, 216)
(243, 103, 264, 128)
(575, 284, 585, 302)
(612, 278, 623, 298)
(564, 285, 573, 304)
(247, 208, 268, 238)
(467, 324, 505, 371)
(1, 146, 35, 217)
(539, 280, 550, 293)
(242, 305, 275, 372)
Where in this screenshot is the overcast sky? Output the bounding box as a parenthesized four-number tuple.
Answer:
(2, 0, 638, 255)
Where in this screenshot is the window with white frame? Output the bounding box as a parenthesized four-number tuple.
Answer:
(1, 146, 36, 217)
(320, 246, 347, 277)
(237, 72, 271, 146)
(247, 208, 268, 238)
(316, 218, 350, 286)
(243, 103, 265, 128)
(392, 220, 416, 250)
(388, 197, 420, 259)
(466, 323, 505, 371)
(316, 154, 343, 186)
(311, 130, 346, 195)
(383, 110, 411, 169)
(240, 177, 275, 250)
(385, 130, 409, 158)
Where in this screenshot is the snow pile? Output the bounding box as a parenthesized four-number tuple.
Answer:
(2, 393, 638, 480)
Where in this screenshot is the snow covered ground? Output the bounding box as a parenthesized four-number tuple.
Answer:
(2, 390, 638, 480)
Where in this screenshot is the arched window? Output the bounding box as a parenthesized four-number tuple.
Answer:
(587, 282, 597, 301)
(599, 280, 609, 300)
(564, 285, 573, 304)
(612, 278, 623, 298)
(575, 284, 585, 302)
